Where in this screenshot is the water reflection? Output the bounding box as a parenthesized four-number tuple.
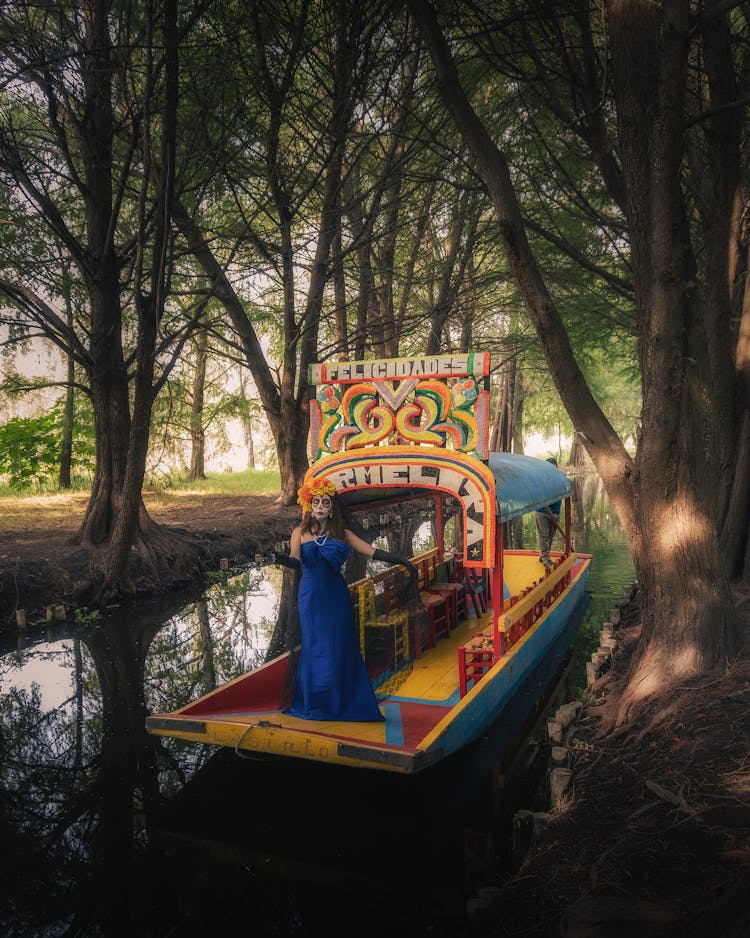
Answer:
(0, 495, 633, 937)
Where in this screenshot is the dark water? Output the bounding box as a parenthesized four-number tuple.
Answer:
(0, 501, 633, 938)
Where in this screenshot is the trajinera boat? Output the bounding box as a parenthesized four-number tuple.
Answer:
(146, 352, 592, 773)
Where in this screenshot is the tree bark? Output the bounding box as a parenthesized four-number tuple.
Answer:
(59, 265, 75, 490)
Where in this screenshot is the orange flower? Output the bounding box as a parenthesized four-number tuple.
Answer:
(296, 477, 337, 512)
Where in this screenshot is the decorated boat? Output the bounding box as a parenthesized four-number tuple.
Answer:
(146, 352, 591, 773)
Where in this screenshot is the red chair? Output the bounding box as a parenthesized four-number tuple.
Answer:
(458, 631, 495, 696)
(454, 557, 489, 618)
(427, 553, 467, 626)
(414, 553, 452, 641)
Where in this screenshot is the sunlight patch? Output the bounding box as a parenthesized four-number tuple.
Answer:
(656, 497, 711, 555)
(671, 644, 700, 679)
(630, 658, 665, 700)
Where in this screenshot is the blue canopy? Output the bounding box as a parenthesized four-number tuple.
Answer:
(488, 452, 571, 522)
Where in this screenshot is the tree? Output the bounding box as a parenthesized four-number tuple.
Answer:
(0, 0, 205, 598)
(409, 0, 746, 715)
(170, 0, 383, 503)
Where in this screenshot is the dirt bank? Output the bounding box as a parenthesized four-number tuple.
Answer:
(0, 492, 299, 628)
(480, 586, 750, 938)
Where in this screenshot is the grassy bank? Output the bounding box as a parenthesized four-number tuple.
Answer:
(0, 469, 282, 533)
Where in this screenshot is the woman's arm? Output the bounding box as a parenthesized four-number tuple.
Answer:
(346, 529, 417, 580)
(345, 528, 376, 557)
(290, 526, 302, 560)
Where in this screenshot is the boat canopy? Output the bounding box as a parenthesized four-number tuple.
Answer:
(489, 452, 570, 522)
(334, 451, 570, 521)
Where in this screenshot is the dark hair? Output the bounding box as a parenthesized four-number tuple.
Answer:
(300, 495, 347, 540)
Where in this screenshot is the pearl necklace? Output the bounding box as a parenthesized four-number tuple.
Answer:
(313, 529, 328, 547)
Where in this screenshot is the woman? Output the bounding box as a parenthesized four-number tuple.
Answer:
(276, 478, 415, 722)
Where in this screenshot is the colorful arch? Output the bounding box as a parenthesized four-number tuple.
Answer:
(304, 445, 496, 568)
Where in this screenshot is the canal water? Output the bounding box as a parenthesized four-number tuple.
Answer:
(0, 499, 633, 937)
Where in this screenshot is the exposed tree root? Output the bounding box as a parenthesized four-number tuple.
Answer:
(96, 522, 210, 606)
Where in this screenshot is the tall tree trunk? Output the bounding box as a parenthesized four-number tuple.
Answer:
(609, 0, 737, 687)
(187, 327, 208, 482)
(424, 191, 478, 356)
(372, 49, 418, 358)
(174, 201, 308, 505)
(245, 424, 256, 471)
(1, 0, 205, 601)
(103, 0, 192, 596)
(331, 210, 350, 358)
(59, 266, 75, 490)
(489, 350, 522, 453)
(237, 369, 257, 471)
(345, 175, 379, 358)
(410, 0, 739, 711)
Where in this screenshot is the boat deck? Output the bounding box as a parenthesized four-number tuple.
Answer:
(148, 551, 586, 765)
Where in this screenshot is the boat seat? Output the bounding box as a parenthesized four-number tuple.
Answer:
(432, 580, 467, 624)
(420, 589, 451, 641)
(381, 567, 431, 660)
(433, 555, 468, 624)
(351, 577, 410, 672)
(457, 631, 495, 697)
(364, 612, 409, 672)
(454, 557, 490, 618)
(413, 553, 452, 640)
(418, 549, 466, 628)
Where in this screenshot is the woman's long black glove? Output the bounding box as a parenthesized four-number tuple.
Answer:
(372, 547, 417, 582)
(273, 551, 301, 570)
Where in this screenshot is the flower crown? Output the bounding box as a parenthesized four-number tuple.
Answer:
(297, 477, 337, 513)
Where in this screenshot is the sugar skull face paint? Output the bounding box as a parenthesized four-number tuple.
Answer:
(311, 495, 332, 522)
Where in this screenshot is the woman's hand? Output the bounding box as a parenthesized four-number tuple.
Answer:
(372, 548, 417, 584)
(273, 551, 301, 570)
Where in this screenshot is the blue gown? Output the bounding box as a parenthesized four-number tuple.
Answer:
(286, 537, 384, 722)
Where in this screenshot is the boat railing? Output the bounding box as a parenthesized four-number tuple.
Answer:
(457, 553, 577, 697)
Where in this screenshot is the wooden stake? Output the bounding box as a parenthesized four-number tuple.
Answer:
(547, 719, 563, 744)
(592, 651, 608, 670)
(550, 768, 573, 807)
(15, 609, 26, 629)
(556, 703, 578, 728)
